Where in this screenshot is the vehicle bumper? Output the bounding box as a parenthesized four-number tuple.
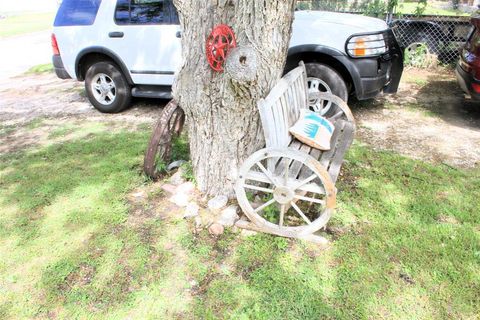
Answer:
(346, 29, 404, 100)
(52, 55, 71, 79)
(455, 63, 480, 100)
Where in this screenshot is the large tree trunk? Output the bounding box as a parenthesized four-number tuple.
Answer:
(172, 0, 296, 197)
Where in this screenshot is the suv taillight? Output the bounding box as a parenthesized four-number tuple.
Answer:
(51, 34, 60, 55)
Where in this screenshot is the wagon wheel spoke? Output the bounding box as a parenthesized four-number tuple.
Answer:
(170, 110, 183, 133)
(279, 204, 286, 227)
(290, 201, 312, 225)
(254, 198, 276, 213)
(143, 100, 185, 180)
(255, 161, 278, 187)
(293, 194, 325, 205)
(243, 184, 274, 194)
(293, 174, 318, 191)
(329, 110, 344, 121)
(245, 171, 269, 184)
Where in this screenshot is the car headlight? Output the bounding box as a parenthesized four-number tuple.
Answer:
(347, 33, 387, 58)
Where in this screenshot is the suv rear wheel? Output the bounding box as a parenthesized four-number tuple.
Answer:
(305, 63, 348, 116)
(85, 61, 131, 113)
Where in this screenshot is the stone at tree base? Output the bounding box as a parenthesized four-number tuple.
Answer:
(161, 184, 177, 194)
(194, 216, 203, 228)
(183, 202, 199, 219)
(169, 192, 190, 207)
(218, 205, 239, 227)
(240, 229, 258, 237)
(170, 169, 185, 186)
(207, 195, 228, 210)
(132, 191, 146, 199)
(299, 234, 330, 248)
(208, 223, 224, 236)
(176, 181, 195, 194)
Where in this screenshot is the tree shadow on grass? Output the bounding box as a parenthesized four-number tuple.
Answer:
(0, 131, 149, 241)
(0, 128, 197, 318)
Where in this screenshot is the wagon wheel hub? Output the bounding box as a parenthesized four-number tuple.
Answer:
(273, 186, 294, 205)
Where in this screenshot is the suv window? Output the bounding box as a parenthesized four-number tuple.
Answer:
(54, 0, 102, 27)
(115, 0, 179, 25)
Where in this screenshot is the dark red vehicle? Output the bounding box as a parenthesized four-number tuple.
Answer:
(456, 15, 480, 100)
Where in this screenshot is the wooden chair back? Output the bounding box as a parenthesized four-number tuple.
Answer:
(257, 62, 308, 149)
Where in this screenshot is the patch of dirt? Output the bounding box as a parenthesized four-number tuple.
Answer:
(436, 214, 459, 225)
(353, 67, 480, 168)
(0, 73, 167, 154)
(2, 68, 480, 169)
(64, 263, 95, 289)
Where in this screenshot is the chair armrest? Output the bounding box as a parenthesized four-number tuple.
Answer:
(308, 92, 356, 124)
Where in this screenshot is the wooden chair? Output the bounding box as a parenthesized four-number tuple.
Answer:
(234, 62, 356, 244)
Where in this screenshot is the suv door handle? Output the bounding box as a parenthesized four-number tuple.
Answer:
(176, 31, 182, 38)
(109, 31, 124, 38)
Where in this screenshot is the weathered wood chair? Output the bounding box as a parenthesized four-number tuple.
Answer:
(234, 62, 356, 244)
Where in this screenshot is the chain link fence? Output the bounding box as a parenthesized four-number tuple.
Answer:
(297, 0, 474, 65)
(390, 14, 471, 64)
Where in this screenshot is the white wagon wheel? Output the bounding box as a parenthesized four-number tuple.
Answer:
(235, 148, 336, 238)
(308, 92, 355, 125)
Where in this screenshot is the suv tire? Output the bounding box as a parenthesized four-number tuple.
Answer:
(305, 63, 348, 115)
(85, 61, 131, 113)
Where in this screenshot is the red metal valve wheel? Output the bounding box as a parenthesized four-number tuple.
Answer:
(206, 24, 237, 72)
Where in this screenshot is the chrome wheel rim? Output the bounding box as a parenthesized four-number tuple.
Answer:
(307, 77, 333, 115)
(91, 73, 116, 105)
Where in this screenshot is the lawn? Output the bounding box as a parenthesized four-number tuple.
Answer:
(0, 120, 479, 319)
(26, 63, 54, 75)
(396, 2, 470, 16)
(0, 12, 54, 38)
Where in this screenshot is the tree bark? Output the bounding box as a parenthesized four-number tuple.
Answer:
(172, 0, 296, 197)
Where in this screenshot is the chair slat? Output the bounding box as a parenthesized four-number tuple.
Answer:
(258, 64, 308, 149)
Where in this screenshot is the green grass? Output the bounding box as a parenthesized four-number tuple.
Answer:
(0, 121, 479, 319)
(397, 2, 470, 16)
(0, 124, 16, 138)
(26, 63, 53, 75)
(0, 12, 54, 38)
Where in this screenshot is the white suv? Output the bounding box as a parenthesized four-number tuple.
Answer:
(52, 0, 403, 113)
